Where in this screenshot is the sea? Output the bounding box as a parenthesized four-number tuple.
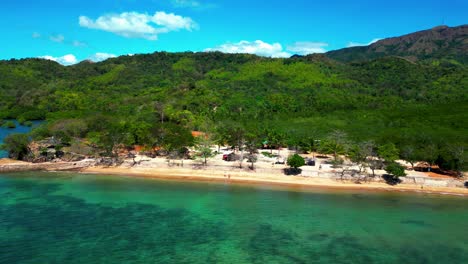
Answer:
(0, 172, 466, 264)
(0, 120, 42, 158)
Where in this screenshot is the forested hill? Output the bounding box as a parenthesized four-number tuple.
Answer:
(0, 26, 467, 171)
(326, 25, 468, 64)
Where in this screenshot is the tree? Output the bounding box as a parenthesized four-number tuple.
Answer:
(159, 123, 194, 154)
(244, 131, 260, 170)
(357, 141, 380, 178)
(298, 132, 318, 156)
(86, 120, 130, 161)
(385, 162, 406, 177)
(348, 141, 374, 174)
(383, 162, 406, 185)
(125, 120, 153, 146)
(1, 133, 31, 160)
(246, 153, 257, 170)
(368, 158, 383, 178)
(450, 145, 465, 177)
(444, 144, 466, 177)
(265, 128, 286, 155)
(286, 129, 301, 154)
(194, 133, 215, 166)
(422, 143, 438, 169)
(401, 145, 417, 169)
(287, 154, 305, 169)
(378, 143, 399, 163)
(3, 120, 16, 129)
(319, 130, 348, 162)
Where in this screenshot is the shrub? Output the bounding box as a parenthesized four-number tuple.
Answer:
(3, 121, 16, 129)
(261, 151, 275, 158)
(287, 154, 305, 169)
(0, 133, 31, 160)
(385, 162, 406, 177)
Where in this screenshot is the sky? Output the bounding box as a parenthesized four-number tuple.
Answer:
(1, 0, 466, 65)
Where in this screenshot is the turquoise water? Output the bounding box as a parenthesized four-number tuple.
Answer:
(0, 121, 42, 158)
(0, 172, 467, 264)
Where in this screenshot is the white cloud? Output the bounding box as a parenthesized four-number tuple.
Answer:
(32, 32, 41, 38)
(79, 11, 197, 40)
(347, 38, 382, 48)
(50, 34, 65, 43)
(171, 0, 200, 8)
(87, 52, 117, 62)
(38, 52, 117, 65)
(170, 0, 215, 9)
(286, 42, 328, 55)
(39, 54, 78, 65)
(153, 11, 197, 31)
(205, 40, 291, 58)
(72, 40, 86, 47)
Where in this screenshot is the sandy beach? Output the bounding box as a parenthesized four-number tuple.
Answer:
(2, 152, 467, 196)
(81, 165, 468, 197)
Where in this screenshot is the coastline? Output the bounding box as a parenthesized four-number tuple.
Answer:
(81, 166, 468, 197)
(1, 157, 467, 197)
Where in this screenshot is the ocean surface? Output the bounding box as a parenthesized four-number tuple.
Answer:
(0, 120, 41, 158)
(0, 172, 467, 264)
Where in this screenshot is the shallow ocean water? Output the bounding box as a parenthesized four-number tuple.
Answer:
(0, 172, 467, 263)
(0, 120, 41, 158)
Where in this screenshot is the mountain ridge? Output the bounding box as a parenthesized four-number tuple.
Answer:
(325, 24, 468, 64)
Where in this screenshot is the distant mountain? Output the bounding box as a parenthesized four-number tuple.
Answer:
(326, 25, 468, 64)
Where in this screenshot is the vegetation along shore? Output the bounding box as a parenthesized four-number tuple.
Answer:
(1, 25, 467, 195)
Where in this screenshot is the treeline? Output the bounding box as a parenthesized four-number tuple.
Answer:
(0, 51, 467, 172)
(1, 113, 465, 175)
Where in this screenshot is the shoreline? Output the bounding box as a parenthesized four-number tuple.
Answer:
(80, 166, 468, 197)
(1, 157, 467, 197)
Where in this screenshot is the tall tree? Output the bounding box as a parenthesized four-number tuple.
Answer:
(378, 143, 400, 163)
(319, 130, 348, 162)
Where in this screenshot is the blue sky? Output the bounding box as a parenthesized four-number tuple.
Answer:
(1, 0, 466, 64)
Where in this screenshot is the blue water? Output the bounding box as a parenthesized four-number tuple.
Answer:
(0, 172, 467, 263)
(0, 120, 42, 158)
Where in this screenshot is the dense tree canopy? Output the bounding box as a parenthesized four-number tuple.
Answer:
(0, 51, 466, 170)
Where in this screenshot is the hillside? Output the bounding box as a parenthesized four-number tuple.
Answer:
(0, 27, 467, 171)
(326, 25, 468, 64)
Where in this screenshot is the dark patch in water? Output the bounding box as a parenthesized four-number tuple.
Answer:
(0, 194, 227, 263)
(247, 224, 308, 264)
(400, 219, 434, 227)
(398, 243, 468, 264)
(323, 235, 377, 263)
(307, 233, 330, 242)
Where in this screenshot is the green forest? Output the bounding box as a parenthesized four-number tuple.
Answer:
(0, 50, 467, 172)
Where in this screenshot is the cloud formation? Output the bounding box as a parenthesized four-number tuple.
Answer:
(39, 54, 78, 65)
(32, 32, 86, 48)
(49, 34, 65, 43)
(205, 40, 330, 58)
(171, 0, 201, 8)
(72, 40, 87, 47)
(205, 40, 291, 58)
(347, 38, 382, 47)
(38, 52, 119, 65)
(286, 42, 328, 55)
(79, 11, 198, 40)
(171, 0, 215, 9)
(87, 52, 117, 62)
